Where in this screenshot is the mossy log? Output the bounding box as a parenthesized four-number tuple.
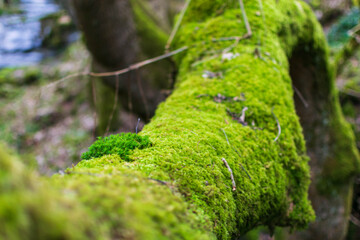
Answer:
(1, 0, 359, 239)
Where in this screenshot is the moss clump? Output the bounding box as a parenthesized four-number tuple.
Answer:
(81, 133, 152, 161)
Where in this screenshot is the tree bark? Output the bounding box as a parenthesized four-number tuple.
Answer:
(72, 0, 174, 134)
(1, 0, 359, 239)
(286, 10, 360, 240)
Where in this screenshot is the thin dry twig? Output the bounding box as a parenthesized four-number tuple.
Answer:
(42, 72, 89, 90)
(105, 74, 120, 135)
(232, 147, 252, 180)
(339, 88, 360, 99)
(222, 158, 236, 191)
(66, 171, 109, 177)
(212, 35, 251, 43)
(221, 128, 230, 145)
(90, 46, 189, 77)
(221, 128, 252, 181)
(42, 35, 249, 93)
(292, 85, 309, 108)
(239, 107, 248, 124)
(136, 118, 141, 134)
(239, 0, 252, 37)
(165, 0, 192, 51)
(38, 47, 188, 93)
(272, 107, 281, 142)
(148, 178, 168, 186)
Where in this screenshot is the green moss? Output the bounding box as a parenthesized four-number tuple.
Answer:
(110, 0, 317, 237)
(323, 103, 360, 184)
(0, 67, 41, 85)
(342, 101, 356, 118)
(53, 155, 214, 240)
(83, 0, 317, 237)
(0, 67, 42, 100)
(6, 0, 359, 238)
(81, 133, 152, 161)
(0, 143, 99, 240)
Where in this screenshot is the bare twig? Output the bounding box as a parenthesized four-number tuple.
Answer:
(221, 128, 252, 181)
(42, 36, 249, 93)
(239, 0, 252, 37)
(339, 88, 360, 99)
(165, 0, 192, 51)
(232, 147, 252, 180)
(272, 107, 281, 142)
(239, 107, 248, 124)
(148, 178, 168, 186)
(66, 171, 109, 177)
(212, 36, 242, 42)
(221, 128, 230, 145)
(222, 158, 236, 191)
(222, 37, 241, 53)
(292, 85, 309, 108)
(90, 46, 189, 77)
(105, 74, 120, 135)
(42, 72, 89, 90)
(136, 118, 141, 134)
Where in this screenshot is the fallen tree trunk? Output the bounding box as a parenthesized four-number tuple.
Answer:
(0, 0, 359, 239)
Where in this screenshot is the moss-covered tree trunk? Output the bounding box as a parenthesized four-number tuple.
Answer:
(1, 0, 359, 239)
(72, 0, 175, 134)
(287, 14, 360, 240)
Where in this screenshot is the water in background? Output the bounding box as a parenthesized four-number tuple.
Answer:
(0, 0, 60, 68)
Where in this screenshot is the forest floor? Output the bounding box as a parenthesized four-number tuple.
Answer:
(0, 41, 93, 174)
(0, 41, 142, 175)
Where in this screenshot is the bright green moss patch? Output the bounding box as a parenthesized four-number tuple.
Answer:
(81, 133, 152, 161)
(0, 143, 99, 240)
